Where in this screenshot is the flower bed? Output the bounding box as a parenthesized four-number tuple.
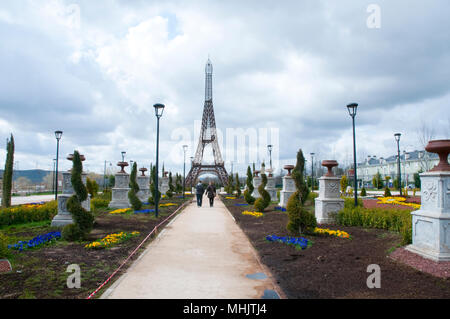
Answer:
(314, 227, 351, 239)
(134, 209, 155, 214)
(235, 203, 249, 206)
(85, 231, 140, 249)
(0, 201, 58, 227)
(376, 196, 421, 210)
(242, 211, 263, 218)
(159, 203, 177, 207)
(109, 208, 132, 215)
(265, 235, 309, 250)
(8, 231, 61, 251)
(225, 196, 236, 200)
(274, 206, 287, 212)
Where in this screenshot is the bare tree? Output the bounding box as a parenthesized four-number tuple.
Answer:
(416, 119, 435, 171)
(15, 177, 32, 191)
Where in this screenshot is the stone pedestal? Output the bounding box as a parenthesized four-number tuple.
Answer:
(109, 173, 131, 209)
(265, 176, 277, 202)
(279, 176, 296, 208)
(252, 176, 262, 198)
(314, 177, 344, 224)
(406, 172, 450, 261)
(160, 176, 169, 195)
(136, 176, 150, 202)
(51, 171, 90, 227)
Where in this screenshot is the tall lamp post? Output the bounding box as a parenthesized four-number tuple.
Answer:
(268, 144, 273, 170)
(52, 158, 56, 194)
(54, 131, 63, 201)
(310, 153, 315, 191)
(347, 103, 358, 207)
(182, 145, 188, 198)
(394, 133, 402, 196)
(154, 103, 165, 217)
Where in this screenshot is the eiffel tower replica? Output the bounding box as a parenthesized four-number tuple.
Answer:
(185, 58, 229, 186)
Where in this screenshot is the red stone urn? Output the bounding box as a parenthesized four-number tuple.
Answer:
(322, 160, 338, 177)
(66, 154, 85, 172)
(425, 139, 450, 172)
(139, 167, 148, 176)
(67, 154, 86, 161)
(283, 165, 294, 176)
(117, 161, 129, 173)
(254, 170, 260, 177)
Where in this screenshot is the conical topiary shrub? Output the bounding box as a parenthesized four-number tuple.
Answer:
(235, 173, 241, 198)
(286, 149, 316, 234)
(254, 172, 270, 212)
(243, 166, 255, 204)
(62, 151, 95, 241)
(128, 162, 142, 210)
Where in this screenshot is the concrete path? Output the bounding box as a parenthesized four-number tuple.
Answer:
(102, 195, 281, 299)
(9, 194, 54, 206)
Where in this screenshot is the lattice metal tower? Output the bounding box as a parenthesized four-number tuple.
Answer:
(185, 58, 229, 186)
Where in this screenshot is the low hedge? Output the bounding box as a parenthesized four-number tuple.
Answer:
(0, 201, 58, 227)
(336, 205, 412, 245)
(90, 198, 110, 211)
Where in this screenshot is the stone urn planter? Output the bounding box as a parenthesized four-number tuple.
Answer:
(109, 161, 131, 209)
(278, 165, 296, 208)
(51, 154, 90, 227)
(407, 139, 450, 261)
(314, 160, 344, 224)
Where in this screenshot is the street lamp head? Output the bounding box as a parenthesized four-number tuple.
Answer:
(394, 133, 401, 142)
(183, 144, 188, 152)
(154, 103, 165, 118)
(310, 152, 315, 157)
(267, 144, 273, 152)
(346, 103, 358, 117)
(54, 130, 63, 140)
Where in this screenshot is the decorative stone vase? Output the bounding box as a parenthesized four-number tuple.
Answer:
(278, 165, 296, 208)
(252, 170, 262, 199)
(406, 139, 450, 261)
(137, 168, 150, 202)
(109, 162, 131, 209)
(51, 154, 90, 227)
(314, 160, 344, 224)
(160, 176, 169, 195)
(265, 173, 277, 202)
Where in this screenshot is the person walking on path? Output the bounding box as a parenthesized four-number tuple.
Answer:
(205, 182, 217, 207)
(195, 180, 205, 207)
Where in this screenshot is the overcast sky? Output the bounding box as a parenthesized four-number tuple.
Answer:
(0, 0, 449, 176)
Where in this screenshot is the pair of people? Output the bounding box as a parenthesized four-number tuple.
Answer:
(195, 181, 216, 207)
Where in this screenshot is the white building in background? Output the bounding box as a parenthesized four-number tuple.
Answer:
(356, 150, 441, 187)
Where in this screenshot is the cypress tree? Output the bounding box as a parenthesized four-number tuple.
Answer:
(166, 172, 174, 198)
(254, 172, 271, 212)
(62, 151, 94, 241)
(243, 166, 255, 204)
(287, 149, 316, 234)
(148, 165, 161, 205)
(128, 162, 142, 210)
(2, 134, 14, 208)
(235, 173, 241, 197)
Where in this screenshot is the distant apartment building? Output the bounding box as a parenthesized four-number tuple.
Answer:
(356, 150, 441, 188)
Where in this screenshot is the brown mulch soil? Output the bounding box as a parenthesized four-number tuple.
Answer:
(222, 196, 450, 299)
(0, 196, 192, 299)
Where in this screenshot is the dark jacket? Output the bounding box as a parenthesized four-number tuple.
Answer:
(195, 183, 204, 195)
(205, 185, 216, 198)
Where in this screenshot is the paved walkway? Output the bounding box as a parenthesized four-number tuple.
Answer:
(102, 196, 281, 299)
